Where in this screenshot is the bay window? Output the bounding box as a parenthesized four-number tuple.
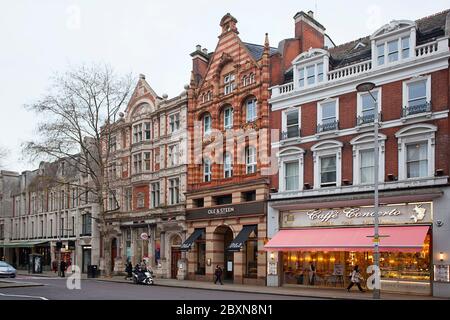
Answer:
(133, 124, 143, 143)
(144, 152, 151, 171)
(133, 153, 142, 174)
(144, 122, 151, 140)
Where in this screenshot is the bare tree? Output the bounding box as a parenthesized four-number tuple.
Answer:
(23, 63, 133, 277)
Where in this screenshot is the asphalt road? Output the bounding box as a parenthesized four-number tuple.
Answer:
(0, 276, 317, 300)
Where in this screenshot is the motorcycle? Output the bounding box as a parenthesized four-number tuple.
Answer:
(132, 268, 154, 285)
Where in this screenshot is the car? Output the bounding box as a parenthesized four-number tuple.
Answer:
(0, 261, 16, 278)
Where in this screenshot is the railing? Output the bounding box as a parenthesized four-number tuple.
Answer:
(327, 60, 372, 81)
(402, 102, 432, 117)
(279, 82, 294, 94)
(281, 128, 301, 140)
(415, 41, 439, 58)
(356, 113, 381, 126)
(317, 120, 339, 133)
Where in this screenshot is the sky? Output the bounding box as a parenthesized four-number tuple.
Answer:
(0, 0, 449, 172)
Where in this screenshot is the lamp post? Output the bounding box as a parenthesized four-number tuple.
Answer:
(356, 82, 380, 299)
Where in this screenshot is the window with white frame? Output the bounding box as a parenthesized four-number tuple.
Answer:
(203, 114, 212, 136)
(317, 63, 324, 82)
(375, 35, 412, 67)
(388, 40, 399, 62)
(312, 141, 343, 189)
(403, 77, 430, 116)
(299, 68, 305, 87)
(168, 144, 179, 167)
(224, 152, 233, 178)
(284, 161, 299, 191)
(223, 106, 233, 129)
(203, 159, 212, 182)
(357, 89, 381, 125)
(133, 123, 143, 143)
(282, 109, 300, 139)
(151, 182, 160, 208)
(306, 65, 315, 85)
(351, 133, 386, 185)
(395, 124, 436, 181)
(169, 113, 180, 133)
(144, 152, 151, 171)
(246, 98, 257, 122)
(401, 36, 410, 59)
(317, 99, 338, 132)
(245, 146, 257, 174)
(377, 43, 385, 65)
(133, 153, 142, 173)
(169, 178, 180, 205)
(224, 73, 235, 95)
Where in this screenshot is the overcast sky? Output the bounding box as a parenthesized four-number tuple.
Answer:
(0, 0, 448, 172)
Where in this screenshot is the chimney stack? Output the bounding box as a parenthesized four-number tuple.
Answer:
(190, 44, 210, 87)
(293, 10, 325, 53)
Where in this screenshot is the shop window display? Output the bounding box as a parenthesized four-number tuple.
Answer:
(282, 234, 431, 289)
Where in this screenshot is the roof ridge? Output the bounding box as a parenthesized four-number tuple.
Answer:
(416, 8, 450, 22)
(243, 41, 278, 50)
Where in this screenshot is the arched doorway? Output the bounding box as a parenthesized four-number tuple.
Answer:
(170, 234, 182, 279)
(111, 238, 117, 272)
(213, 226, 234, 282)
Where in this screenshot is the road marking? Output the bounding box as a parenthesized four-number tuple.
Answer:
(0, 292, 48, 300)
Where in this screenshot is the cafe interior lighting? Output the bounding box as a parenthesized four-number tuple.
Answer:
(440, 252, 444, 262)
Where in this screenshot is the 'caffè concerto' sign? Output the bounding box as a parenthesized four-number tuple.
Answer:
(281, 202, 433, 228)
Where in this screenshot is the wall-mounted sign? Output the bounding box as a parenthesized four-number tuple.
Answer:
(434, 265, 450, 282)
(281, 202, 432, 228)
(227, 261, 233, 272)
(268, 261, 277, 275)
(140, 233, 149, 240)
(186, 201, 266, 220)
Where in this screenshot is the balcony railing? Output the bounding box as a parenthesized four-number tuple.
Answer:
(402, 102, 431, 117)
(356, 113, 382, 126)
(317, 120, 339, 133)
(327, 60, 372, 81)
(281, 128, 301, 140)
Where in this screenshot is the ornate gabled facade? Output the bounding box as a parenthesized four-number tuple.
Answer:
(102, 74, 188, 279)
(266, 10, 450, 298)
(183, 13, 275, 285)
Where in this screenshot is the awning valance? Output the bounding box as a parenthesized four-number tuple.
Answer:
(0, 241, 49, 248)
(264, 226, 429, 252)
(227, 225, 257, 252)
(180, 229, 204, 252)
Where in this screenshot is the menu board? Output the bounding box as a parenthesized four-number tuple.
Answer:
(268, 262, 277, 275)
(434, 265, 450, 282)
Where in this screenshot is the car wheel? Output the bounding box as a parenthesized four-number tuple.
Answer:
(11, 274, 16, 278)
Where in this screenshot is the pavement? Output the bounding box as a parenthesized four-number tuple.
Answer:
(13, 271, 447, 300)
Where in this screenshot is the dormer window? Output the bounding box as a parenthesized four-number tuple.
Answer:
(401, 36, 410, 59)
(298, 62, 324, 88)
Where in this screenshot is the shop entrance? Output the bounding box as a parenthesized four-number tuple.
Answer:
(111, 238, 117, 272)
(213, 225, 234, 282)
(82, 247, 92, 273)
(170, 235, 182, 279)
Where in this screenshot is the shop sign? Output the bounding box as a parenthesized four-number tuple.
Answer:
(434, 265, 450, 282)
(282, 202, 432, 228)
(207, 207, 235, 215)
(186, 201, 266, 220)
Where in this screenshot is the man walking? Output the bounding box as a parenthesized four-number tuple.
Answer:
(60, 260, 67, 278)
(214, 265, 223, 285)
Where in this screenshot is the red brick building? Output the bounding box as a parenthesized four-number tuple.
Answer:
(266, 10, 450, 298)
(183, 13, 276, 285)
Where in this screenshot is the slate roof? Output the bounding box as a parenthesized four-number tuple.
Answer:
(328, 9, 449, 69)
(243, 42, 278, 61)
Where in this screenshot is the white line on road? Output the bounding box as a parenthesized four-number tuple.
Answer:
(0, 292, 48, 300)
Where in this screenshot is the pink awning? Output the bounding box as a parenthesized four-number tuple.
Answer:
(264, 226, 430, 252)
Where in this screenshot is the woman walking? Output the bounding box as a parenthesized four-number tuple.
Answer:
(214, 265, 223, 285)
(347, 265, 365, 292)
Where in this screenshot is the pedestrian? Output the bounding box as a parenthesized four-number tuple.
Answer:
(52, 260, 58, 273)
(60, 260, 67, 278)
(309, 262, 316, 285)
(214, 265, 223, 285)
(347, 265, 365, 292)
(125, 260, 133, 280)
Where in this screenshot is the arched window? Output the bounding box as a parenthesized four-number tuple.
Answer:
(245, 146, 257, 174)
(224, 153, 233, 178)
(203, 114, 212, 136)
(203, 159, 212, 182)
(223, 106, 233, 130)
(245, 98, 257, 123)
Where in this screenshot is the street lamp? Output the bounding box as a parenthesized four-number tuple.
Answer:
(356, 82, 381, 300)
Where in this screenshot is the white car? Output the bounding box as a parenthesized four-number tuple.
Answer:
(0, 261, 16, 278)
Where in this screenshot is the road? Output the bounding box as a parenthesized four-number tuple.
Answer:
(0, 276, 318, 300)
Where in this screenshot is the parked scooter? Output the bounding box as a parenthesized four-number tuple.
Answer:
(132, 265, 154, 285)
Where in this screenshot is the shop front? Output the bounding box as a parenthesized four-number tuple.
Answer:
(266, 200, 436, 295)
(182, 201, 267, 286)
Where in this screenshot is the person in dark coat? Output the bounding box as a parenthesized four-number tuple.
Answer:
(214, 265, 223, 285)
(60, 260, 67, 278)
(125, 261, 133, 280)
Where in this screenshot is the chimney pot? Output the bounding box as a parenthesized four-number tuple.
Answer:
(308, 10, 314, 18)
(196, 45, 202, 51)
(139, 74, 145, 80)
(202, 48, 208, 54)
